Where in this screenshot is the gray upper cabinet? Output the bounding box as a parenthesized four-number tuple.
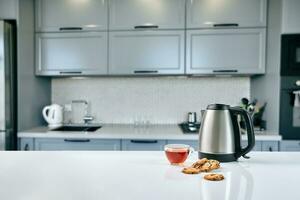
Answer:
(282, 0, 300, 34)
(186, 0, 267, 29)
(186, 28, 266, 75)
(35, 0, 108, 32)
(0, 0, 18, 19)
(36, 32, 108, 76)
(109, 0, 185, 30)
(109, 30, 185, 75)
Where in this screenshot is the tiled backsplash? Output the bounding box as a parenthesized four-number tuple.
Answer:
(52, 77, 250, 124)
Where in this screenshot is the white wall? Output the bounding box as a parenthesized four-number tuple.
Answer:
(52, 77, 250, 124)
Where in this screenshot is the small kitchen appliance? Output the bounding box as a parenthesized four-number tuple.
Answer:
(42, 104, 63, 128)
(199, 104, 255, 162)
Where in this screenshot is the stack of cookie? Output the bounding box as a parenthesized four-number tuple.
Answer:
(182, 158, 224, 181)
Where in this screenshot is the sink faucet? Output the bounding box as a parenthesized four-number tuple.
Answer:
(71, 100, 94, 124)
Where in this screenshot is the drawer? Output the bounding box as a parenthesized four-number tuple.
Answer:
(262, 141, 279, 152)
(121, 139, 167, 151)
(19, 138, 35, 151)
(280, 140, 300, 151)
(167, 140, 199, 151)
(34, 138, 121, 151)
(242, 141, 262, 151)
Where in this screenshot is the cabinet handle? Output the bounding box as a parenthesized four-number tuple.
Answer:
(269, 147, 273, 152)
(130, 140, 158, 144)
(59, 27, 83, 31)
(213, 23, 239, 27)
(59, 71, 83, 75)
(213, 70, 238, 73)
(24, 144, 29, 151)
(134, 70, 158, 74)
(64, 139, 91, 143)
(134, 25, 159, 29)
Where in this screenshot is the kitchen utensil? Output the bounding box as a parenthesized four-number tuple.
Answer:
(42, 104, 63, 128)
(188, 112, 197, 124)
(164, 144, 193, 165)
(179, 123, 200, 134)
(199, 104, 255, 162)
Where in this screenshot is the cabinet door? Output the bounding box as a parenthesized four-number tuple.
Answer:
(280, 141, 300, 151)
(282, 0, 300, 34)
(35, 0, 108, 32)
(262, 141, 279, 152)
(109, 31, 184, 75)
(109, 0, 185, 30)
(167, 140, 199, 151)
(0, 0, 17, 19)
(242, 141, 262, 151)
(36, 32, 108, 76)
(19, 138, 34, 151)
(187, 0, 267, 28)
(122, 140, 166, 151)
(186, 28, 266, 75)
(34, 138, 121, 151)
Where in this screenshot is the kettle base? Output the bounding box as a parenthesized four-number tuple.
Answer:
(198, 152, 237, 162)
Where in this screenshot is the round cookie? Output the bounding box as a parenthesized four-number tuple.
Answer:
(204, 173, 225, 181)
(182, 167, 201, 174)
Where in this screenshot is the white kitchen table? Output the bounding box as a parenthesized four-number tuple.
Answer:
(0, 151, 298, 200)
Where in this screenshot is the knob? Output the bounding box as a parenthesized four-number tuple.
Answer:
(24, 144, 29, 151)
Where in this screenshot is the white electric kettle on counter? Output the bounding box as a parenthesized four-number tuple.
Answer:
(42, 104, 63, 128)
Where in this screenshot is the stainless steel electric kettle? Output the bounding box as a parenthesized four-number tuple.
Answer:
(199, 104, 255, 162)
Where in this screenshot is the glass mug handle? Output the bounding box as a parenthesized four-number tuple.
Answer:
(189, 147, 195, 156)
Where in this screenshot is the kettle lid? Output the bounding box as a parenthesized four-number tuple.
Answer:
(207, 104, 230, 110)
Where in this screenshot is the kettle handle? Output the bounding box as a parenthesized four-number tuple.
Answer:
(231, 107, 255, 159)
(42, 106, 52, 123)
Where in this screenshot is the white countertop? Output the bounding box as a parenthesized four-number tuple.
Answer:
(18, 124, 282, 141)
(0, 151, 298, 200)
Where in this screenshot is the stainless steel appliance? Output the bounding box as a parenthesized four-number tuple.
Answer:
(281, 34, 300, 76)
(199, 104, 255, 162)
(280, 77, 300, 139)
(0, 20, 17, 150)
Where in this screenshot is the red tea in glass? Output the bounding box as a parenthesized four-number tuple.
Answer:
(165, 144, 192, 164)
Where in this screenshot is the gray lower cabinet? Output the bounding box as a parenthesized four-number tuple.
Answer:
(262, 141, 279, 152)
(19, 138, 35, 151)
(121, 139, 167, 151)
(186, 28, 266, 75)
(34, 138, 121, 151)
(36, 32, 108, 76)
(167, 140, 199, 151)
(280, 140, 300, 151)
(109, 30, 185, 75)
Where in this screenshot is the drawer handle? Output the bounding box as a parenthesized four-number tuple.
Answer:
(59, 27, 83, 31)
(130, 140, 158, 144)
(213, 70, 238, 73)
(24, 144, 29, 151)
(134, 25, 159, 29)
(213, 23, 239, 27)
(59, 71, 83, 75)
(64, 139, 91, 143)
(134, 70, 158, 74)
(269, 147, 273, 152)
